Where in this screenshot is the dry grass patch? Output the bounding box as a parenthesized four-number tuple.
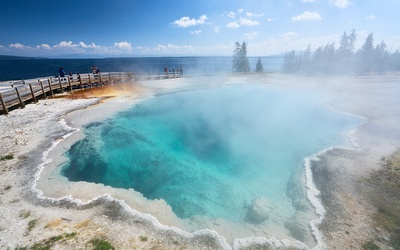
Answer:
(45, 218, 63, 229)
(75, 219, 91, 229)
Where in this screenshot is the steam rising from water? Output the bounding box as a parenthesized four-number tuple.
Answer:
(62, 84, 360, 244)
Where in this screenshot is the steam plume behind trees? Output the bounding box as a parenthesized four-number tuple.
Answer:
(283, 30, 400, 75)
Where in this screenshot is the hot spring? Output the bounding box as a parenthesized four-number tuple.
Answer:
(60, 84, 360, 245)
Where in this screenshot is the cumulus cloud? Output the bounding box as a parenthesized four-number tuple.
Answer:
(238, 17, 260, 26)
(3, 40, 137, 57)
(226, 17, 260, 28)
(292, 11, 321, 22)
(36, 44, 51, 50)
(329, 0, 350, 8)
(9, 43, 29, 49)
(113, 41, 132, 50)
(55, 41, 75, 48)
(213, 26, 221, 34)
(226, 21, 240, 29)
(172, 15, 207, 28)
(79, 42, 99, 48)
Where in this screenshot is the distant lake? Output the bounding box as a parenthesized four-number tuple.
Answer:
(0, 56, 283, 81)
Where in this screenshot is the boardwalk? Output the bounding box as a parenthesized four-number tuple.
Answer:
(0, 71, 182, 115)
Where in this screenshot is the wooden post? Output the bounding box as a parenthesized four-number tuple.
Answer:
(58, 77, 64, 93)
(47, 79, 54, 97)
(78, 74, 83, 88)
(109, 73, 112, 84)
(29, 84, 37, 103)
(88, 74, 93, 88)
(39, 80, 46, 98)
(0, 93, 8, 115)
(15, 87, 25, 108)
(99, 73, 102, 85)
(68, 76, 73, 92)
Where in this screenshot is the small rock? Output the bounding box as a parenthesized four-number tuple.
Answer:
(247, 197, 274, 223)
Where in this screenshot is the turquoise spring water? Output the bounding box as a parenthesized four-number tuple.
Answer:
(62, 85, 360, 224)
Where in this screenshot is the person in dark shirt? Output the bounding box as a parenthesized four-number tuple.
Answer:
(59, 67, 65, 77)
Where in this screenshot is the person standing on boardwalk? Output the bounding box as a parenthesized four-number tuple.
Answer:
(59, 68, 65, 77)
(164, 67, 168, 79)
(179, 66, 184, 77)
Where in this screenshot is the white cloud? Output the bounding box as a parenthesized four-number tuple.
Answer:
(238, 17, 260, 26)
(227, 17, 260, 28)
(3, 40, 140, 57)
(227, 11, 236, 19)
(292, 11, 321, 22)
(366, 15, 376, 20)
(172, 15, 207, 28)
(55, 41, 75, 48)
(238, 9, 244, 14)
(329, 0, 350, 8)
(301, 0, 316, 2)
(36, 44, 51, 50)
(190, 30, 202, 35)
(226, 21, 240, 29)
(246, 12, 264, 18)
(213, 26, 221, 34)
(113, 41, 132, 50)
(79, 42, 99, 48)
(9, 43, 30, 49)
(152, 44, 196, 55)
(245, 32, 259, 40)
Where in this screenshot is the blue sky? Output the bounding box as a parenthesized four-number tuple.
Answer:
(0, 0, 398, 57)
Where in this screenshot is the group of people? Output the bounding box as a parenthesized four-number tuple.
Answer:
(163, 66, 183, 78)
(91, 66, 100, 74)
(59, 66, 100, 78)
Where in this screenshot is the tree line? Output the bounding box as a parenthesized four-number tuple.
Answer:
(283, 30, 400, 75)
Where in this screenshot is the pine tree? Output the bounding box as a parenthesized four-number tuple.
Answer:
(255, 57, 263, 72)
(232, 41, 250, 72)
(283, 50, 297, 73)
(358, 33, 375, 73)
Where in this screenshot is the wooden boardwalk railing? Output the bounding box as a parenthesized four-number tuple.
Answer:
(0, 71, 184, 115)
(0, 72, 135, 115)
